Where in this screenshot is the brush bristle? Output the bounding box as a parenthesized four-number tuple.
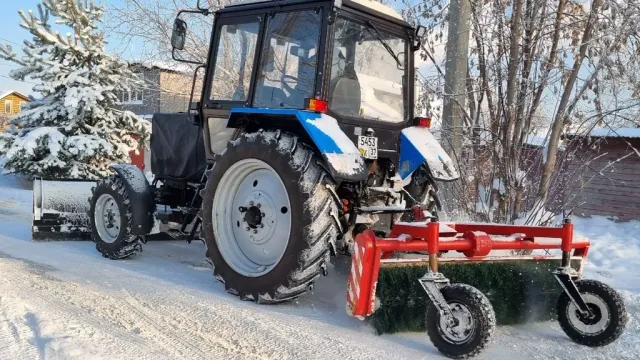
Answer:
(369, 260, 580, 335)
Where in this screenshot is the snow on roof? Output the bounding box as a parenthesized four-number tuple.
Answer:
(128, 60, 193, 74)
(349, 0, 403, 20)
(0, 90, 29, 101)
(524, 134, 546, 147)
(589, 128, 640, 138)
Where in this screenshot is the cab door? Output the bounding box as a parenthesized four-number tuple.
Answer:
(201, 14, 264, 158)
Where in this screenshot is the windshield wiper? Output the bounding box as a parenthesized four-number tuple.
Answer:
(365, 20, 403, 69)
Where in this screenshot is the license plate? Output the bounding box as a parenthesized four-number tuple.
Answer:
(358, 136, 378, 159)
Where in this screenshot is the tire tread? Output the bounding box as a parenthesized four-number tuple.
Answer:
(204, 130, 339, 304)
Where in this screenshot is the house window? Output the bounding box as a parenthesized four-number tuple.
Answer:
(4, 100, 11, 114)
(19, 101, 26, 111)
(122, 73, 144, 104)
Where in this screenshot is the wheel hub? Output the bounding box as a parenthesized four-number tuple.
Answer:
(439, 302, 475, 344)
(567, 293, 610, 335)
(94, 193, 121, 244)
(243, 205, 263, 228)
(577, 303, 602, 325)
(213, 159, 292, 277)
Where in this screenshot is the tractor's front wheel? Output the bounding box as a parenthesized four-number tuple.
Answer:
(202, 130, 339, 303)
(89, 175, 144, 259)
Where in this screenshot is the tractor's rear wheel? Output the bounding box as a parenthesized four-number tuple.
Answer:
(202, 130, 339, 303)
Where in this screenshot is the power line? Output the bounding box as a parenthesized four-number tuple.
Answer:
(0, 73, 38, 85)
(0, 37, 21, 46)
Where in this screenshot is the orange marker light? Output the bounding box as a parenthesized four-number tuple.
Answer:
(306, 98, 329, 113)
(414, 117, 431, 128)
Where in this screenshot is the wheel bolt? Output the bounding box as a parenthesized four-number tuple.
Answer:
(253, 229, 258, 234)
(261, 212, 265, 217)
(249, 201, 254, 206)
(245, 226, 250, 231)
(259, 224, 264, 228)
(257, 203, 261, 208)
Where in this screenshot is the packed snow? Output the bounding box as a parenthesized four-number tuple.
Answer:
(324, 153, 364, 176)
(0, 173, 639, 359)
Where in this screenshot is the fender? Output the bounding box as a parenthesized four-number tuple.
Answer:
(397, 127, 460, 181)
(228, 108, 368, 181)
(110, 164, 155, 235)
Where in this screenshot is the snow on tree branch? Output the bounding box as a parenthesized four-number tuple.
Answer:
(0, 0, 151, 180)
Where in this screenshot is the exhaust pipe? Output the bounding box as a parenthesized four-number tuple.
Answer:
(32, 178, 97, 241)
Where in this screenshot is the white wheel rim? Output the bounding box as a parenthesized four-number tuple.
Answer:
(567, 293, 610, 335)
(438, 301, 476, 344)
(212, 158, 292, 277)
(94, 193, 121, 244)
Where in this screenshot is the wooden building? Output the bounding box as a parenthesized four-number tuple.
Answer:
(564, 128, 640, 221)
(0, 90, 29, 116)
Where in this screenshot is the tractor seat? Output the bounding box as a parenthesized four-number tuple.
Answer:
(330, 73, 361, 117)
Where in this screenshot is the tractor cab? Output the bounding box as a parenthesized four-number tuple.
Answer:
(171, 0, 443, 183)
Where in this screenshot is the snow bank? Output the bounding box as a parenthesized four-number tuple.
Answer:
(575, 216, 640, 273)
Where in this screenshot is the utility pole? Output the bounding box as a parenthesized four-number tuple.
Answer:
(440, 0, 471, 216)
(441, 0, 471, 157)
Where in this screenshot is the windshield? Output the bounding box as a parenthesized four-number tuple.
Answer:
(329, 17, 406, 123)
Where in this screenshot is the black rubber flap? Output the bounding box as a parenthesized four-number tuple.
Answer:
(151, 113, 206, 182)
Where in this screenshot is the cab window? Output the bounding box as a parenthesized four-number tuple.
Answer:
(329, 18, 406, 123)
(253, 10, 322, 109)
(209, 21, 260, 101)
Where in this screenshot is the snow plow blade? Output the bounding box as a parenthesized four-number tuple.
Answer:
(32, 178, 96, 240)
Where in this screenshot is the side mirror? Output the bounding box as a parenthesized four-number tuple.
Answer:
(413, 25, 427, 51)
(196, 0, 211, 12)
(171, 18, 188, 51)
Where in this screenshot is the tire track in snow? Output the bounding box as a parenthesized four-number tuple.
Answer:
(120, 291, 220, 359)
(121, 290, 286, 360)
(0, 257, 171, 359)
(0, 251, 429, 360)
(0, 295, 40, 360)
(132, 287, 426, 360)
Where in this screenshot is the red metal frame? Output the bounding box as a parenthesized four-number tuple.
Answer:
(346, 221, 591, 318)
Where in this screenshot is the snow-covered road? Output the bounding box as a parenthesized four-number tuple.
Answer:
(0, 174, 638, 359)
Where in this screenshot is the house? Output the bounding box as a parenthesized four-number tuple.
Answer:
(115, 61, 197, 171)
(563, 128, 640, 221)
(0, 90, 30, 116)
(0, 90, 30, 130)
(115, 61, 196, 119)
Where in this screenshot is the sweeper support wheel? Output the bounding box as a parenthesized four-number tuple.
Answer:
(425, 283, 495, 359)
(557, 279, 628, 347)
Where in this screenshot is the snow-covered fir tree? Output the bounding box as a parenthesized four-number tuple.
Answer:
(0, 0, 150, 179)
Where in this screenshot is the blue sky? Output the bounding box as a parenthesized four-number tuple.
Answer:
(0, 0, 42, 96)
(0, 0, 130, 96)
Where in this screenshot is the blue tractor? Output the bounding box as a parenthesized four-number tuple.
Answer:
(87, 0, 459, 302)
